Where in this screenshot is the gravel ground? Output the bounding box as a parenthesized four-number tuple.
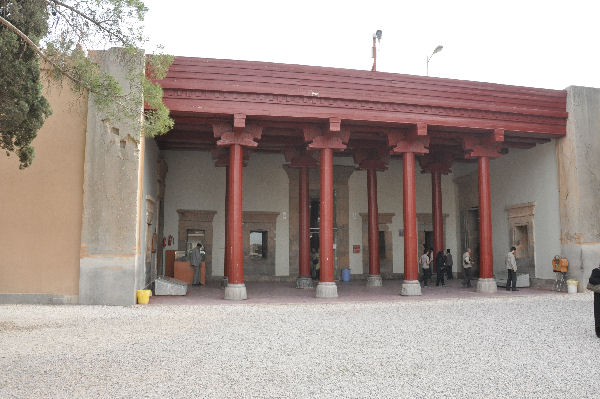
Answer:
(1, 293, 599, 398)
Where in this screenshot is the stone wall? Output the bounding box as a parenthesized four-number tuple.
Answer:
(349, 158, 459, 276)
(139, 138, 160, 289)
(453, 142, 563, 282)
(557, 86, 600, 290)
(162, 151, 289, 278)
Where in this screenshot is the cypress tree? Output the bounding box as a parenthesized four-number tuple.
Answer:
(0, 0, 51, 169)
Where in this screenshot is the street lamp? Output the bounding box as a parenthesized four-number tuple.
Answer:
(426, 45, 443, 76)
(371, 30, 382, 71)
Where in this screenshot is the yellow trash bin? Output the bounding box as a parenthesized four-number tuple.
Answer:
(136, 289, 152, 304)
(566, 279, 578, 294)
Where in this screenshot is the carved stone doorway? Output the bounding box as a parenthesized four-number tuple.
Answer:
(507, 202, 536, 278)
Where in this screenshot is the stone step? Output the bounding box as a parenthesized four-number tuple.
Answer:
(154, 276, 188, 296)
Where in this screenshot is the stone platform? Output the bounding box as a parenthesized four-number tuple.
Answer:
(496, 273, 531, 288)
(154, 276, 188, 296)
(148, 277, 559, 305)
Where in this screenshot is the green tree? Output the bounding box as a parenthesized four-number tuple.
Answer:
(0, 0, 173, 169)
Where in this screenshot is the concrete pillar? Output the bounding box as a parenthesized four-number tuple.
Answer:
(317, 148, 338, 298)
(296, 166, 313, 288)
(224, 144, 247, 300)
(432, 170, 444, 264)
(477, 156, 497, 293)
(366, 167, 382, 287)
(78, 48, 145, 305)
(401, 152, 421, 296)
(557, 86, 600, 291)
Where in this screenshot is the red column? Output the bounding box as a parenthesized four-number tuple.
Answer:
(227, 144, 244, 285)
(478, 156, 493, 279)
(403, 152, 418, 282)
(432, 170, 443, 264)
(367, 167, 380, 276)
(320, 148, 334, 283)
(298, 167, 310, 278)
(224, 165, 230, 280)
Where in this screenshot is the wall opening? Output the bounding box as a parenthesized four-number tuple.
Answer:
(249, 231, 268, 258)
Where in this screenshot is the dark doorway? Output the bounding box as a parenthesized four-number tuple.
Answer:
(461, 208, 480, 277)
(310, 198, 320, 251)
(424, 231, 433, 252)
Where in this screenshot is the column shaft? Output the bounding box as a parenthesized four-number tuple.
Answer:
(403, 152, 418, 281)
(367, 168, 380, 276)
(319, 148, 334, 282)
(478, 156, 493, 279)
(228, 144, 244, 285)
(432, 170, 443, 262)
(224, 165, 230, 280)
(298, 167, 310, 278)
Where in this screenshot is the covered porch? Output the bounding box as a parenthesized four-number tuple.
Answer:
(145, 56, 567, 300)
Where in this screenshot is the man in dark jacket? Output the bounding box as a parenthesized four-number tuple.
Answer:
(445, 249, 453, 280)
(588, 264, 600, 338)
(435, 250, 446, 287)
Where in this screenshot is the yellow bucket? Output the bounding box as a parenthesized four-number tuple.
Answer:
(136, 289, 152, 304)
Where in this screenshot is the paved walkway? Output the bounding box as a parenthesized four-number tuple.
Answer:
(149, 278, 560, 305)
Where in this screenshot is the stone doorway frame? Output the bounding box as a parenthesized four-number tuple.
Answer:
(177, 209, 216, 278)
(506, 202, 536, 278)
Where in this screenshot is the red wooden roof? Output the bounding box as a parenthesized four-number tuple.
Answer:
(154, 56, 568, 153)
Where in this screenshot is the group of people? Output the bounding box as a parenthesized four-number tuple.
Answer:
(420, 248, 454, 288)
(420, 246, 521, 290)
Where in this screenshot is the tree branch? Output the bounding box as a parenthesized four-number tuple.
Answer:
(46, 0, 130, 44)
(0, 14, 123, 100)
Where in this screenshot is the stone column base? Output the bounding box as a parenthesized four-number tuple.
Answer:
(296, 276, 314, 289)
(476, 278, 498, 293)
(316, 281, 338, 298)
(224, 283, 247, 300)
(366, 275, 383, 287)
(400, 280, 422, 296)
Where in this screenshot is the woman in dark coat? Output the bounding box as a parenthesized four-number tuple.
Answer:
(588, 264, 600, 338)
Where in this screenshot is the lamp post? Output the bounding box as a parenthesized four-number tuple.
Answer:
(371, 30, 382, 72)
(426, 45, 443, 76)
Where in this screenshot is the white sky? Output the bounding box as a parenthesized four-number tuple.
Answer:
(142, 0, 599, 90)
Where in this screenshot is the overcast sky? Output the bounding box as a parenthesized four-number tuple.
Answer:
(142, 0, 599, 90)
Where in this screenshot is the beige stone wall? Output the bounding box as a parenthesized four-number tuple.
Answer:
(0, 71, 87, 298)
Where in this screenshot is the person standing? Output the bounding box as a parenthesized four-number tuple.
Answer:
(462, 248, 474, 288)
(505, 246, 518, 291)
(311, 248, 320, 280)
(420, 249, 431, 287)
(190, 243, 206, 286)
(436, 250, 446, 286)
(445, 249, 453, 280)
(587, 264, 600, 338)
